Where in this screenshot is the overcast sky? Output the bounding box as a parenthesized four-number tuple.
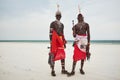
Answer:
(0, 0, 120, 40)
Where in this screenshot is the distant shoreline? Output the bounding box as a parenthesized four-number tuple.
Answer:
(0, 40, 120, 44)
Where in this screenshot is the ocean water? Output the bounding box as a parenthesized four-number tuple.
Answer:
(0, 40, 120, 43)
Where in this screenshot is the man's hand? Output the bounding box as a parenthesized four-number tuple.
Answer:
(64, 40, 67, 48)
(86, 43, 91, 60)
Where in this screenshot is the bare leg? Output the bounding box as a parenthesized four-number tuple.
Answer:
(80, 60, 85, 75)
(71, 61, 76, 73)
(67, 61, 76, 76)
(61, 59, 65, 70)
(61, 59, 68, 74)
(51, 63, 56, 76)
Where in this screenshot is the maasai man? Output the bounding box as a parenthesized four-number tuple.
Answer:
(68, 13, 90, 76)
(49, 5, 68, 76)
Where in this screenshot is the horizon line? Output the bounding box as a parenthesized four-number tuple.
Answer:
(0, 40, 120, 43)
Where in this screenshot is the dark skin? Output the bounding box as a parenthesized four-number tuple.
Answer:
(56, 15, 61, 21)
(55, 15, 67, 44)
(68, 14, 90, 76)
(73, 14, 90, 43)
(50, 14, 67, 76)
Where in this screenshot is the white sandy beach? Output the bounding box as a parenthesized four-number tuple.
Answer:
(0, 42, 120, 80)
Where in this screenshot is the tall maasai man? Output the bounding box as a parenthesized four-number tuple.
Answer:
(68, 13, 90, 76)
(49, 5, 68, 76)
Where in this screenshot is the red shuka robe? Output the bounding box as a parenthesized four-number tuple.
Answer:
(51, 30, 65, 61)
(73, 44, 86, 61)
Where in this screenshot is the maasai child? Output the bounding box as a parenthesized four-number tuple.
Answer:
(49, 5, 68, 76)
(68, 13, 90, 76)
